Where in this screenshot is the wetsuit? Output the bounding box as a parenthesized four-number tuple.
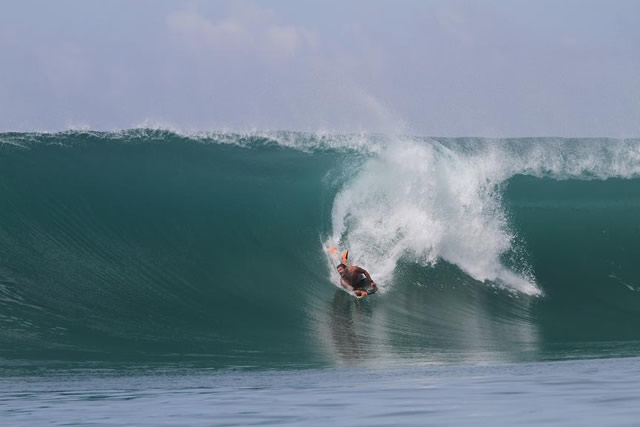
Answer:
(352, 272, 377, 294)
(353, 273, 372, 290)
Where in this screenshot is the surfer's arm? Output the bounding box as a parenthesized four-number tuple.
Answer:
(340, 278, 354, 291)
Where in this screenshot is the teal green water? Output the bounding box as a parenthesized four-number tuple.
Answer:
(1, 131, 640, 370)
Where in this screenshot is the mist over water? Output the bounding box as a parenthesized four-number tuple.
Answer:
(1, 130, 640, 370)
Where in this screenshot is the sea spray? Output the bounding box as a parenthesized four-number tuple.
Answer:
(327, 136, 640, 295)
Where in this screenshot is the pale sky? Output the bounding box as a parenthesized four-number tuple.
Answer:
(1, 0, 639, 136)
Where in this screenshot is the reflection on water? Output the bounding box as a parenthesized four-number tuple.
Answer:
(328, 291, 373, 361)
(313, 262, 543, 367)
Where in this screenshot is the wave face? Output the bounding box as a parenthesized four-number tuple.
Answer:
(1, 130, 640, 367)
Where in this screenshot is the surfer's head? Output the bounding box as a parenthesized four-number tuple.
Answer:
(336, 264, 347, 277)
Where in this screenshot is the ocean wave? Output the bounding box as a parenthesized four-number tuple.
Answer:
(1, 130, 639, 365)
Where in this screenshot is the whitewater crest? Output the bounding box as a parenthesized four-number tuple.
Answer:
(326, 136, 640, 295)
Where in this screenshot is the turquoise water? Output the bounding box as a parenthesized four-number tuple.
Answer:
(1, 130, 640, 423)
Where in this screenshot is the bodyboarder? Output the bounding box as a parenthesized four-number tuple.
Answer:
(336, 263, 377, 298)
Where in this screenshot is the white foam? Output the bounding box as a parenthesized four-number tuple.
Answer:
(325, 136, 640, 295)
